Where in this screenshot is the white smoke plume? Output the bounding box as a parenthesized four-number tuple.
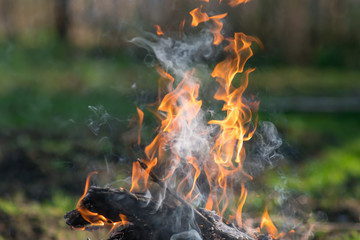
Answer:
(130, 30, 217, 78)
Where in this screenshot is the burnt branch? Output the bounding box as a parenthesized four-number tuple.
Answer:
(64, 187, 256, 240)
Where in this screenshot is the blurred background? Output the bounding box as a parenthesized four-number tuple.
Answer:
(0, 0, 359, 239)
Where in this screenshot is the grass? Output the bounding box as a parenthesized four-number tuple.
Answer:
(0, 89, 138, 131)
(250, 67, 360, 96)
(258, 112, 360, 226)
(0, 191, 75, 217)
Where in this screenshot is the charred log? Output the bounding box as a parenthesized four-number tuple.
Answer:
(64, 187, 256, 240)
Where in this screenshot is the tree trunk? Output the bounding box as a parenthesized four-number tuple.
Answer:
(55, 0, 70, 41)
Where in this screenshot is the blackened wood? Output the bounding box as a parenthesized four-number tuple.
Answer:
(65, 187, 256, 240)
(66, 187, 198, 240)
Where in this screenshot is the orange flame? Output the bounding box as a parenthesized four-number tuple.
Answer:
(158, 70, 201, 133)
(179, 19, 186, 38)
(185, 156, 201, 201)
(155, 65, 175, 103)
(260, 207, 281, 239)
(155, 25, 164, 35)
(76, 171, 98, 211)
(136, 107, 144, 146)
(219, 0, 251, 7)
(130, 161, 142, 192)
(209, 13, 228, 45)
(235, 182, 247, 227)
(190, 7, 228, 45)
(190, 6, 210, 27)
(109, 214, 130, 233)
(227, 0, 251, 7)
(130, 158, 158, 192)
(204, 32, 260, 217)
(76, 172, 131, 232)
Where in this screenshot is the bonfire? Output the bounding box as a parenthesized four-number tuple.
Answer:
(65, 1, 306, 239)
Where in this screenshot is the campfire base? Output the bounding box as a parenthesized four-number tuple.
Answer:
(65, 187, 268, 240)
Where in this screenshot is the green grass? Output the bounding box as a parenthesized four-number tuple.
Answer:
(249, 67, 360, 96)
(0, 191, 75, 217)
(0, 89, 138, 131)
(0, 191, 105, 240)
(262, 112, 360, 213)
(0, 43, 158, 94)
(1, 44, 360, 97)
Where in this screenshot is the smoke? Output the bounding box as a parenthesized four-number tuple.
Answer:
(88, 105, 112, 136)
(130, 29, 217, 78)
(245, 121, 283, 176)
(170, 229, 202, 240)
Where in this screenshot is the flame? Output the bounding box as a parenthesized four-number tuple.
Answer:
(209, 13, 228, 45)
(158, 70, 202, 133)
(204, 32, 260, 217)
(223, 0, 251, 7)
(185, 156, 201, 201)
(155, 65, 175, 103)
(130, 161, 142, 192)
(235, 182, 247, 227)
(76, 171, 98, 211)
(109, 214, 130, 233)
(190, 7, 228, 45)
(136, 107, 144, 146)
(155, 24, 164, 35)
(260, 207, 281, 239)
(179, 19, 186, 38)
(190, 6, 209, 27)
(130, 158, 158, 192)
(76, 172, 131, 232)
(175, 156, 202, 201)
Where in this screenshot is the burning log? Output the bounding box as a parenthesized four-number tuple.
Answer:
(64, 186, 257, 240)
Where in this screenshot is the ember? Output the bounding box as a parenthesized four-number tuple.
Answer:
(65, 1, 289, 239)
